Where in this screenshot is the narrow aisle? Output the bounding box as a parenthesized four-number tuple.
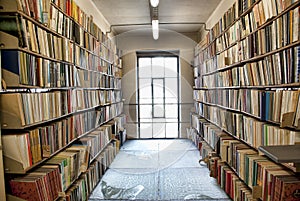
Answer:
(89, 139, 230, 201)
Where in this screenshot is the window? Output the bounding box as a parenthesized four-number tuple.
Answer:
(137, 52, 179, 138)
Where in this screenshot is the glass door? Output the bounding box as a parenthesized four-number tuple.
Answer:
(138, 55, 179, 138)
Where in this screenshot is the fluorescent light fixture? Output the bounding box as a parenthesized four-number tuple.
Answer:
(152, 19, 159, 40)
(150, 0, 159, 7)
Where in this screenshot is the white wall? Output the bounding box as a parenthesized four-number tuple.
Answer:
(115, 28, 197, 63)
(117, 29, 195, 138)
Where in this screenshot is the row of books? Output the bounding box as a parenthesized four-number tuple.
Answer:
(195, 43, 239, 75)
(79, 126, 112, 160)
(74, 45, 114, 71)
(220, 138, 300, 201)
(216, 4, 299, 55)
(51, 0, 113, 50)
(194, 89, 300, 127)
(8, 0, 114, 52)
(196, 5, 299, 68)
(206, 2, 237, 43)
(195, 102, 243, 137)
(197, 140, 258, 201)
(0, 15, 74, 62)
(0, 50, 124, 88)
(193, 89, 240, 110)
(2, 107, 123, 172)
(0, 90, 123, 127)
(14, 0, 51, 25)
(196, 46, 299, 88)
(51, 0, 118, 61)
(76, 70, 122, 89)
(113, 114, 126, 134)
(216, 21, 239, 53)
(239, 8, 299, 61)
(237, 0, 296, 18)
(240, 89, 300, 125)
(237, 0, 258, 16)
(193, 111, 299, 155)
(8, 140, 117, 201)
(51, 3, 111, 55)
(205, 0, 298, 47)
(1, 15, 114, 68)
(50, 4, 74, 40)
(201, 124, 222, 151)
(1, 51, 121, 89)
(9, 143, 88, 200)
(242, 115, 300, 148)
(194, 102, 300, 148)
(63, 142, 117, 201)
(187, 127, 202, 151)
(200, 67, 240, 87)
(2, 50, 72, 88)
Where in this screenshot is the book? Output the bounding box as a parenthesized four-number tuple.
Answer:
(277, 175, 300, 201)
(2, 133, 32, 171)
(9, 165, 62, 201)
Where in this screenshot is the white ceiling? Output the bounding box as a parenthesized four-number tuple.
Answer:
(92, 0, 221, 35)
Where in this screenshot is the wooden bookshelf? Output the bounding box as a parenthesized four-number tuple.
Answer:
(192, 0, 300, 200)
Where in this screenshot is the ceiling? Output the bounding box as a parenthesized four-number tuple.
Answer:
(92, 0, 221, 35)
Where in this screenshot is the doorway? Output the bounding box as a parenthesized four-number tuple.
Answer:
(137, 52, 179, 138)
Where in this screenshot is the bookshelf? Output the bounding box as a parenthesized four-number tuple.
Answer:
(191, 0, 300, 200)
(0, 0, 126, 200)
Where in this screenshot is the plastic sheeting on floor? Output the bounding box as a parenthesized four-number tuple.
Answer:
(89, 139, 230, 201)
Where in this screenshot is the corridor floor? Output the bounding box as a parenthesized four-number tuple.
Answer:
(89, 139, 230, 201)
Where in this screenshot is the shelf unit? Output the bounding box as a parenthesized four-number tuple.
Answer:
(0, 0, 126, 200)
(191, 0, 300, 200)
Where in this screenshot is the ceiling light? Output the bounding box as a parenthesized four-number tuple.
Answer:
(152, 19, 159, 40)
(150, 0, 159, 7)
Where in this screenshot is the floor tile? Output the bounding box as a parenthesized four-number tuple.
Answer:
(158, 168, 229, 200)
(89, 139, 229, 201)
(89, 168, 159, 200)
(110, 150, 159, 169)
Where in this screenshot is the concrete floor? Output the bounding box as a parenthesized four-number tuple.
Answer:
(89, 139, 230, 201)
